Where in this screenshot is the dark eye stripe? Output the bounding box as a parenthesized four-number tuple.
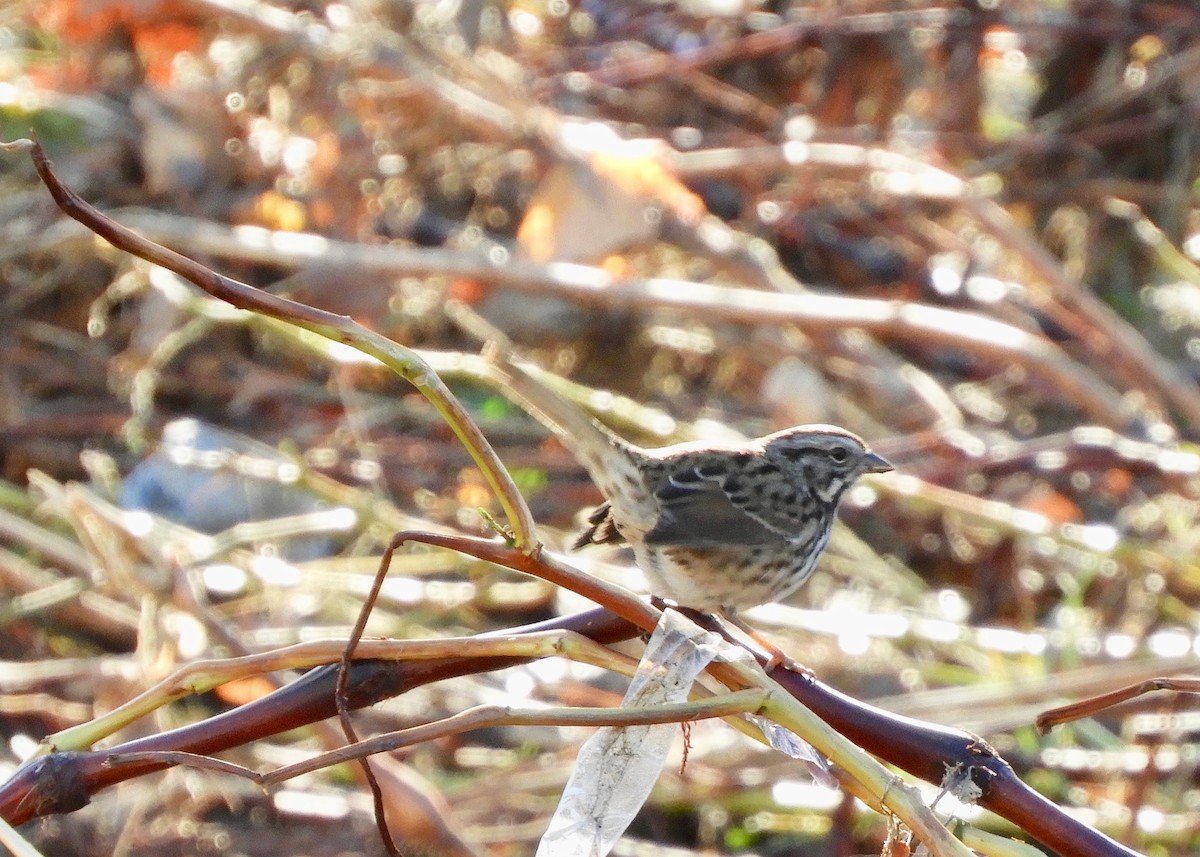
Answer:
(783, 445, 852, 462)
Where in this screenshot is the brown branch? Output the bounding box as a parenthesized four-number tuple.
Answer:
(0, 608, 1142, 857)
(0, 136, 538, 553)
(0, 605, 640, 824)
(105, 690, 768, 787)
(0, 530, 1144, 857)
(1037, 677, 1200, 733)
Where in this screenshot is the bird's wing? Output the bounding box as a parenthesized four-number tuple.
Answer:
(643, 467, 783, 547)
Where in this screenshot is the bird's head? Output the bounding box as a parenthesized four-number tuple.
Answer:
(762, 426, 892, 503)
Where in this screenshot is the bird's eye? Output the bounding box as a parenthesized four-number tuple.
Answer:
(829, 446, 850, 463)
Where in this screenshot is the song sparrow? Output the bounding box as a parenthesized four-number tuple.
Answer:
(488, 352, 892, 613)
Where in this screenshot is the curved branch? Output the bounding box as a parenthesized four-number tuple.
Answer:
(0, 137, 539, 552)
(0, 532, 1143, 857)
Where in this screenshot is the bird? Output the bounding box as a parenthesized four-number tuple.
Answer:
(486, 350, 892, 618)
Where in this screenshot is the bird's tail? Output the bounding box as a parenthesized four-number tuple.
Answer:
(482, 344, 630, 484)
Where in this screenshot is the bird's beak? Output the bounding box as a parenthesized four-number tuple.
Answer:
(863, 451, 893, 474)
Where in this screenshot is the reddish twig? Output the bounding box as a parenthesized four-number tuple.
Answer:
(0, 583, 1143, 857)
(1037, 677, 1200, 733)
(0, 136, 538, 553)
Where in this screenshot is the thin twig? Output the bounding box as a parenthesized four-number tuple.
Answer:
(103, 689, 769, 783)
(0, 137, 539, 554)
(1037, 677, 1200, 733)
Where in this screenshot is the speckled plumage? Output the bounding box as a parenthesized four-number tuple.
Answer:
(489, 353, 892, 613)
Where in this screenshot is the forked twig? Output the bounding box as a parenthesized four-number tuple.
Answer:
(1037, 677, 1200, 733)
(326, 525, 665, 852)
(0, 134, 545, 857)
(0, 137, 537, 552)
(373, 531, 663, 631)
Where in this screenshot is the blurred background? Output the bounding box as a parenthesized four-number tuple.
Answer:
(3, 1, 1200, 854)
